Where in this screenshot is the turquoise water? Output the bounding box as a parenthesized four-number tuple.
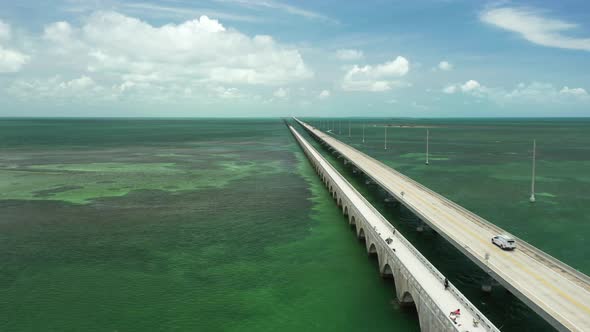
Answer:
(1, 118, 588, 331)
(297, 118, 590, 331)
(0, 119, 418, 331)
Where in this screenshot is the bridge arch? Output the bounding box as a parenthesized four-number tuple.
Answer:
(343, 205, 349, 216)
(381, 263, 394, 279)
(358, 228, 366, 241)
(368, 243, 377, 256)
(349, 215, 356, 226)
(400, 291, 415, 305)
(337, 197, 342, 207)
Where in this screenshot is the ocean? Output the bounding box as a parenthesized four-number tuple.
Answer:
(1, 118, 588, 331)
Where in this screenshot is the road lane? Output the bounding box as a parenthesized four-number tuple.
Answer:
(296, 119, 590, 332)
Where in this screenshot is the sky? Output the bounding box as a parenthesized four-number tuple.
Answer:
(0, 0, 589, 117)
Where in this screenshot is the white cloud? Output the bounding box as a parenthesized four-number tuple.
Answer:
(43, 21, 75, 43)
(273, 87, 288, 98)
(121, 3, 262, 23)
(560, 86, 588, 96)
(443, 85, 457, 94)
(438, 61, 453, 71)
(0, 46, 29, 73)
(8, 75, 104, 99)
(213, 86, 242, 99)
(341, 56, 410, 92)
(461, 80, 481, 92)
(480, 7, 590, 51)
(215, 0, 338, 24)
(318, 89, 330, 99)
(0, 20, 30, 73)
(0, 20, 11, 41)
(443, 80, 483, 94)
(443, 81, 589, 105)
(336, 49, 364, 61)
(41, 12, 313, 88)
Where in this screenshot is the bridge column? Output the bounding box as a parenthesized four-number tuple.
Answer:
(416, 221, 428, 232)
(481, 275, 494, 292)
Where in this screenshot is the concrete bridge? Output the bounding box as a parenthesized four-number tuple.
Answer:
(289, 125, 499, 332)
(294, 118, 590, 332)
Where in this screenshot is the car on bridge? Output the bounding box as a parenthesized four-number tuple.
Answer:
(492, 235, 516, 250)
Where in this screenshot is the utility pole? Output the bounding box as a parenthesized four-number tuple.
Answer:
(530, 139, 536, 203)
(362, 124, 365, 143)
(384, 125, 388, 150)
(425, 129, 430, 165)
(348, 121, 351, 137)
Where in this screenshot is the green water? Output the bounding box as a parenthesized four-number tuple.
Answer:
(0, 119, 417, 331)
(297, 118, 590, 331)
(1, 118, 588, 331)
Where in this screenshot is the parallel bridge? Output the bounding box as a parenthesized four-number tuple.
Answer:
(295, 118, 590, 332)
(289, 125, 499, 332)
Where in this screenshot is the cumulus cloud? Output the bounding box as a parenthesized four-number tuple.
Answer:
(273, 87, 288, 98)
(461, 80, 481, 92)
(8, 75, 104, 99)
(560, 86, 588, 96)
(0, 20, 10, 41)
(341, 56, 410, 92)
(443, 80, 589, 105)
(41, 12, 313, 88)
(0, 20, 30, 73)
(504, 82, 589, 102)
(336, 49, 364, 61)
(480, 7, 590, 51)
(443, 85, 457, 94)
(318, 89, 330, 99)
(213, 86, 242, 99)
(443, 80, 482, 94)
(438, 61, 453, 71)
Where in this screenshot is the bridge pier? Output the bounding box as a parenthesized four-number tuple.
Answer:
(481, 276, 494, 293)
(290, 122, 500, 332)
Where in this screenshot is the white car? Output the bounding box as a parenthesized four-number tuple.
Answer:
(492, 235, 516, 250)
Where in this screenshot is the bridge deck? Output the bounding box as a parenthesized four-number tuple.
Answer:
(296, 118, 590, 332)
(290, 125, 497, 331)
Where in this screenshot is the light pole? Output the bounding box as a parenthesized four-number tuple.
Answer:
(425, 129, 430, 165)
(530, 139, 536, 203)
(362, 124, 365, 143)
(348, 121, 351, 137)
(384, 125, 388, 150)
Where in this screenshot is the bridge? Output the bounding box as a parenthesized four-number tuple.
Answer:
(295, 118, 590, 332)
(289, 125, 499, 332)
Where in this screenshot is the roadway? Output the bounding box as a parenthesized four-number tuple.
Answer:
(290, 125, 498, 331)
(295, 118, 590, 332)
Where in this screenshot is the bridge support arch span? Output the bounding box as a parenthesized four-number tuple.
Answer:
(290, 124, 499, 332)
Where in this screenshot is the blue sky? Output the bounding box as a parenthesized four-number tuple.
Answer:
(0, 0, 589, 117)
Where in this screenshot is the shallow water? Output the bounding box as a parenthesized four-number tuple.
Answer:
(1, 118, 588, 331)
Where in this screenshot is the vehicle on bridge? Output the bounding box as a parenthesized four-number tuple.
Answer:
(492, 235, 516, 250)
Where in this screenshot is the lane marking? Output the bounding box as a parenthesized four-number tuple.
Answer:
(305, 123, 590, 324)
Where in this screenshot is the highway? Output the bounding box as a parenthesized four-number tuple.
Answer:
(296, 118, 590, 332)
(290, 125, 498, 331)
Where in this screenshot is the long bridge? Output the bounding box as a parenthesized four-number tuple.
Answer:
(294, 118, 590, 332)
(289, 124, 499, 332)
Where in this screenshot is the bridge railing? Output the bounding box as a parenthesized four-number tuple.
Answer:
(303, 119, 590, 290)
(290, 123, 500, 332)
(361, 189, 499, 332)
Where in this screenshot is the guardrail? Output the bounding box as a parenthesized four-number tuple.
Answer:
(298, 119, 590, 290)
(289, 124, 500, 332)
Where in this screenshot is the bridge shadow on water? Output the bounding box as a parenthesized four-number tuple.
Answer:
(291, 121, 556, 332)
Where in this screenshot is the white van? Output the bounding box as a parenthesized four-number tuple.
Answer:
(492, 235, 516, 250)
